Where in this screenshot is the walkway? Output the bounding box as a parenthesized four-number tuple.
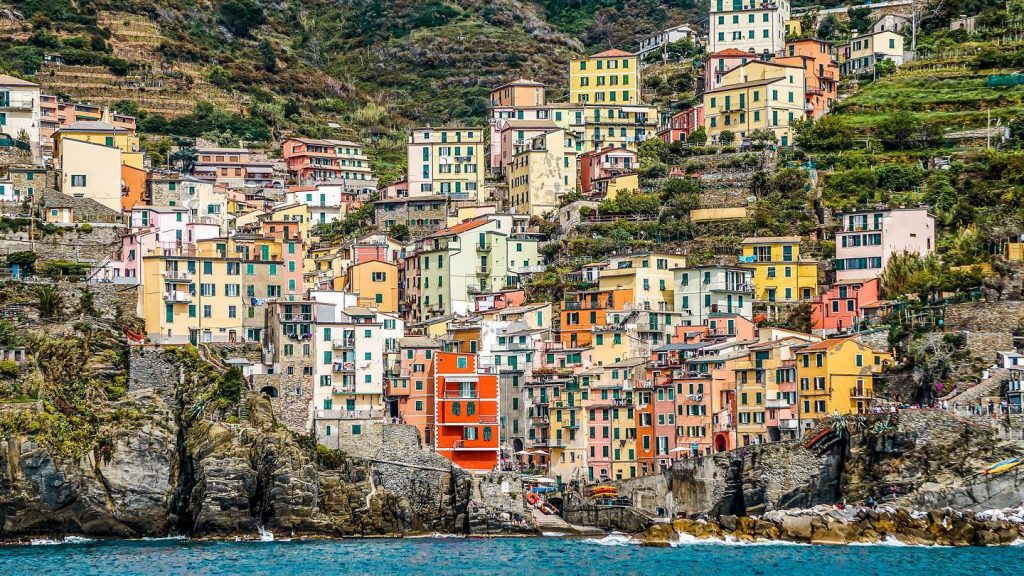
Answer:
(531, 509, 604, 535)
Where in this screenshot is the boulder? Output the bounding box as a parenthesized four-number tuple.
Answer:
(778, 514, 815, 541)
(811, 526, 848, 545)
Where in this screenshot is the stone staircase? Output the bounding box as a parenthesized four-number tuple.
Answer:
(942, 368, 1009, 413)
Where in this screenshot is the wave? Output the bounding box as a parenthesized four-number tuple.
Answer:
(407, 533, 466, 539)
(140, 536, 190, 542)
(583, 533, 637, 546)
(30, 536, 96, 546)
(541, 532, 568, 537)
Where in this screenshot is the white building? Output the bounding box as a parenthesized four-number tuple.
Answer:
(0, 74, 41, 159)
(0, 180, 18, 203)
(637, 24, 699, 58)
(673, 266, 754, 326)
(177, 177, 229, 231)
(709, 0, 790, 56)
(834, 208, 934, 282)
(284, 184, 353, 225)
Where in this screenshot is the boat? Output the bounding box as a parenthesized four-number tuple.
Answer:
(980, 457, 1020, 474)
(983, 458, 1021, 475)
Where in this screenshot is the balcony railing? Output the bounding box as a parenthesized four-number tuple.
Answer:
(332, 338, 356, 348)
(332, 384, 356, 394)
(333, 361, 356, 372)
(475, 242, 492, 251)
(315, 409, 385, 420)
(778, 419, 799, 430)
(850, 387, 873, 399)
(0, 98, 35, 111)
(163, 270, 193, 283)
(442, 390, 479, 399)
(476, 266, 490, 275)
(163, 290, 192, 303)
(282, 313, 312, 322)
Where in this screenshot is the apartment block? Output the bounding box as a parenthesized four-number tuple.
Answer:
(433, 351, 500, 472)
(838, 30, 906, 76)
(739, 236, 818, 302)
(709, 0, 790, 56)
(506, 129, 577, 217)
(703, 60, 807, 146)
(0, 74, 41, 158)
(835, 208, 934, 282)
(673, 266, 754, 326)
(406, 127, 485, 201)
(569, 49, 641, 105)
(282, 137, 375, 192)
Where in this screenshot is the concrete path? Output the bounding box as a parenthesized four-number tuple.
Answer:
(532, 509, 604, 535)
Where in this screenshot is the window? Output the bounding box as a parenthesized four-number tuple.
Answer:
(457, 356, 468, 369)
(70, 175, 87, 187)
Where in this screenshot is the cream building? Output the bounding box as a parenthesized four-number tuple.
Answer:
(406, 127, 486, 201)
(59, 138, 123, 213)
(506, 129, 577, 217)
(0, 74, 41, 159)
(709, 0, 791, 56)
(703, 60, 807, 147)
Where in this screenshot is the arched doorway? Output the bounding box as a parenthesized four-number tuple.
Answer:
(714, 433, 729, 453)
(512, 438, 524, 452)
(260, 385, 279, 399)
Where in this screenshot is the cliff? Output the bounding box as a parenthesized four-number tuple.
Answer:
(0, 345, 530, 540)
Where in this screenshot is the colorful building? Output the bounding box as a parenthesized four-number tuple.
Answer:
(657, 105, 705, 144)
(838, 30, 906, 76)
(406, 127, 485, 201)
(433, 351, 500, 472)
(506, 128, 577, 217)
(0, 74, 41, 158)
(739, 236, 818, 302)
(569, 49, 641, 105)
(673, 266, 754, 326)
(810, 279, 881, 335)
(193, 147, 276, 188)
(778, 39, 839, 118)
(703, 60, 807, 146)
(559, 287, 634, 349)
(708, 0, 791, 55)
(281, 137, 375, 191)
(390, 336, 443, 444)
(343, 259, 399, 313)
(795, 337, 891, 427)
(579, 147, 637, 196)
(835, 208, 935, 282)
(53, 120, 143, 168)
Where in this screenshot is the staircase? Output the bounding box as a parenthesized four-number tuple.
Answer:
(942, 368, 1009, 411)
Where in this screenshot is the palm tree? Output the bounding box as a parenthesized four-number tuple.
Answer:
(35, 285, 63, 318)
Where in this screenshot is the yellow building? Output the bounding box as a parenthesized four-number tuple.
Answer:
(490, 78, 547, 107)
(548, 375, 587, 484)
(596, 253, 687, 312)
(141, 235, 287, 344)
(703, 60, 807, 147)
(570, 49, 641, 105)
(341, 259, 399, 313)
(739, 236, 818, 302)
(591, 172, 638, 201)
(796, 337, 891, 424)
(785, 18, 802, 38)
(54, 120, 143, 169)
(507, 129, 577, 217)
(733, 336, 809, 446)
(407, 126, 486, 201)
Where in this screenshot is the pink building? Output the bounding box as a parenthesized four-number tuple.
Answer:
(835, 208, 935, 282)
(705, 49, 759, 92)
(281, 137, 373, 187)
(579, 147, 638, 195)
(658, 105, 704, 143)
(116, 207, 219, 281)
(496, 119, 559, 174)
(810, 278, 880, 335)
(260, 221, 304, 299)
(390, 336, 442, 444)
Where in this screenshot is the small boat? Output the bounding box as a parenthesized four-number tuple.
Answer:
(980, 457, 1020, 474)
(984, 458, 1021, 476)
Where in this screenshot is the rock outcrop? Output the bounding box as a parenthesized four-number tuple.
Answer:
(638, 505, 1024, 547)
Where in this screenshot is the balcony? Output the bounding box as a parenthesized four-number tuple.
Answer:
(333, 361, 356, 372)
(163, 270, 193, 283)
(163, 290, 192, 304)
(332, 383, 356, 394)
(850, 387, 873, 399)
(332, 338, 356, 349)
(548, 437, 567, 448)
(476, 266, 490, 275)
(511, 265, 545, 274)
(0, 98, 35, 111)
(282, 313, 312, 322)
(441, 390, 479, 399)
(766, 398, 790, 409)
(315, 409, 385, 420)
(475, 242, 492, 251)
(778, 419, 799, 430)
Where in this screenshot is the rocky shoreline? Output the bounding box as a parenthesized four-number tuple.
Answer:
(640, 505, 1024, 547)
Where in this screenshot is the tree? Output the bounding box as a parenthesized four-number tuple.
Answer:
(749, 128, 778, 147)
(35, 285, 64, 318)
(258, 40, 278, 73)
(818, 14, 840, 40)
(389, 223, 410, 241)
(717, 130, 735, 146)
(874, 58, 896, 77)
(848, 7, 872, 34)
(877, 111, 920, 150)
(170, 147, 198, 173)
(6, 251, 38, 274)
(111, 99, 141, 118)
(79, 287, 98, 317)
(793, 116, 854, 151)
(219, 0, 266, 37)
(688, 127, 707, 145)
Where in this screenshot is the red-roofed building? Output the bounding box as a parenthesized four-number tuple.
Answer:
(282, 137, 375, 188)
(704, 49, 761, 92)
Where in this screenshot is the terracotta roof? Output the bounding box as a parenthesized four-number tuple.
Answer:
(703, 77, 784, 95)
(710, 49, 756, 57)
(590, 49, 635, 58)
(502, 119, 558, 130)
(799, 337, 854, 352)
(740, 236, 802, 244)
(423, 218, 490, 239)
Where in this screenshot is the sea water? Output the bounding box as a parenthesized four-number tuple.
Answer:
(1, 535, 1022, 575)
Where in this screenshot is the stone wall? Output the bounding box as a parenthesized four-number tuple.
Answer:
(251, 371, 312, 434)
(611, 470, 672, 516)
(373, 199, 448, 240)
(127, 347, 181, 408)
(0, 224, 123, 264)
(945, 301, 1024, 332)
(855, 328, 890, 352)
(0, 145, 31, 166)
(38, 189, 122, 224)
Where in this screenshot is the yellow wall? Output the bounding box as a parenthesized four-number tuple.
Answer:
(507, 130, 577, 217)
(569, 52, 640, 105)
(59, 138, 123, 213)
(346, 260, 399, 313)
(704, 61, 807, 147)
(740, 239, 817, 302)
(797, 340, 891, 420)
(55, 129, 140, 158)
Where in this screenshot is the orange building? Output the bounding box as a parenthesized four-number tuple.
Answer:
(433, 351, 500, 471)
(390, 336, 442, 445)
(559, 287, 633, 348)
(778, 39, 839, 119)
(121, 165, 148, 211)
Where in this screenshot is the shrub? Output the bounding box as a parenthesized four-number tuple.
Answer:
(0, 360, 18, 379)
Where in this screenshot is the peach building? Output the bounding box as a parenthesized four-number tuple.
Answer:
(810, 278, 881, 335)
(578, 147, 638, 195)
(777, 39, 840, 118)
(834, 208, 935, 282)
(391, 336, 443, 444)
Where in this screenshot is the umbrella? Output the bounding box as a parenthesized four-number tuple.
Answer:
(513, 450, 532, 456)
(535, 477, 556, 484)
(668, 447, 689, 453)
(531, 450, 548, 455)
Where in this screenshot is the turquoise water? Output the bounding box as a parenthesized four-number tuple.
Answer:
(1, 535, 1022, 575)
